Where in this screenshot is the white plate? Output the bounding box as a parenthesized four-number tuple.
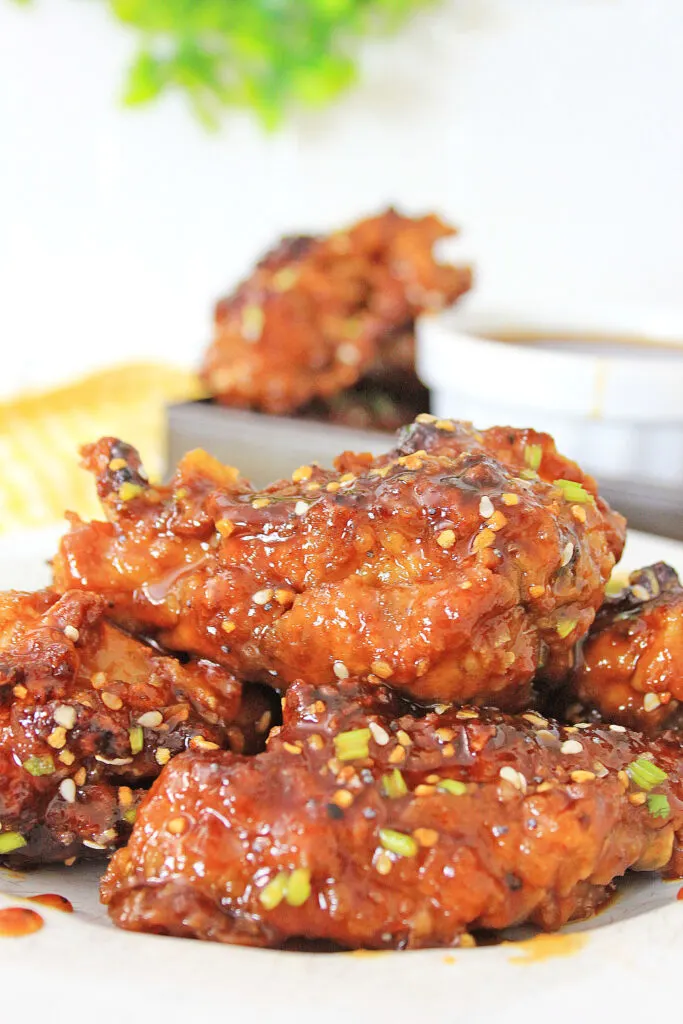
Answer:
(2, 526, 683, 1024)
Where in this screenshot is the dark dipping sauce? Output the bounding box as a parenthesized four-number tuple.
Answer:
(484, 329, 683, 360)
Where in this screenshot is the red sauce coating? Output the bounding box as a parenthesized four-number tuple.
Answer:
(0, 907, 44, 937)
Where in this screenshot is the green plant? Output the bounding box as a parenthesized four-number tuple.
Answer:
(15, 0, 437, 127)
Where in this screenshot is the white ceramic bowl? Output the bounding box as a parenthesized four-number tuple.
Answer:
(416, 301, 683, 485)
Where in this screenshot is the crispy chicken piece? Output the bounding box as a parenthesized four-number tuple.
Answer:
(201, 210, 472, 414)
(551, 564, 683, 736)
(53, 419, 625, 707)
(0, 589, 274, 866)
(102, 680, 682, 949)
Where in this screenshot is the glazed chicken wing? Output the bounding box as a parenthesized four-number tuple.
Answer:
(201, 209, 472, 414)
(102, 680, 682, 949)
(552, 563, 683, 735)
(0, 589, 274, 865)
(53, 418, 625, 707)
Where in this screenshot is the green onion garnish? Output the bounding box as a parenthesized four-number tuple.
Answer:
(524, 444, 543, 471)
(259, 872, 289, 910)
(438, 778, 467, 796)
(553, 479, 593, 504)
(556, 618, 578, 639)
(23, 754, 55, 777)
(0, 832, 27, 855)
(627, 757, 668, 791)
(285, 868, 312, 907)
(379, 828, 418, 858)
(129, 726, 144, 756)
(382, 769, 408, 799)
(647, 794, 671, 819)
(334, 728, 371, 762)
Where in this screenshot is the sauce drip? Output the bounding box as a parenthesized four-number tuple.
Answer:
(0, 907, 44, 938)
(26, 893, 74, 913)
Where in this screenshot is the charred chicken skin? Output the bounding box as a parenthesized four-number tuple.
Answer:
(0, 589, 273, 866)
(201, 210, 472, 414)
(53, 418, 625, 707)
(102, 680, 681, 950)
(554, 563, 683, 736)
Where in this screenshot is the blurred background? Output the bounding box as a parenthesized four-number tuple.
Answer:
(1, 0, 682, 532)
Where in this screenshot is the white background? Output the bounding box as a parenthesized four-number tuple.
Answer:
(1, 0, 682, 397)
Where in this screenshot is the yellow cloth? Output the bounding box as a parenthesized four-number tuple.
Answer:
(0, 364, 200, 534)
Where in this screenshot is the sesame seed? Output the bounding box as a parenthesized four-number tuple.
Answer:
(191, 736, 220, 751)
(90, 672, 107, 689)
(388, 745, 406, 764)
(222, 620, 236, 634)
(326, 481, 340, 492)
(58, 750, 75, 766)
(629, 791, 647, 806)
(94, 755, 133, 766)
(166, 817, 188, 835)
(593, 761, 609, 778)
(337, 343, 360, 365)
(413, 827, 439, 848)
(630, 584, 650, 602)
(274, 589, 295, 607)
(137, 711, 163, 729)
(368, 721, 390, 746)
(560, 739, 583, 755)
(437, 529, 456, 549)
(435, 727, 455, 742)
(529, 584, 546, 599)
(502, 492, 520, 506)
(252, 497, 270, 509)
(643, 692, 661, 712)
(375, 853, 393, 875)
(13, 684, 28, 699)
(253, 588, 274, 605)
(415, 413, 437, 424)
(536, 729, 558, 745)
(561, 542, 574, 567)
(441, 743, 456, 758)
(435, 419, 455, 431)
(459, 581, 473, 590)
(47, 727, 67, 750)
(82, 840, 107, 851)
(522, 713, 549, 728)
(155, 748, 171, 766)
(339, 473, 356, 485)
(571, 505, 587, 524)
(283, 742, 303, 755)
(332, 789, 354, 808)
(617, 769, 630, 790)
(333, 661, 349, 680)
(294, 501, 309, 516)
(459, 933, 477, 948)
(396, 729, 412, 747)
(610, 723, 627, 733)
(59, 778, 76, 803)
(53, 705, 76, 730)
(479, 496, 494, 518)
(118, 786, 133, 808)
(64, 625, 80, 642)
(371, 660, 393, 680)
(292, 465, 313, 483)
(108, 458, 127, 471)
(426, 774, 441, 783)
(455, 709, 479, 720)
(535, 781, 554, 793)
(308, 734, 324, 751)
(499, 766, 527, 792)
(414, 784, 436, 796)
(216, 518, 235, 537)
(101, 692, 123, 711)
(570, 770, 596, 784)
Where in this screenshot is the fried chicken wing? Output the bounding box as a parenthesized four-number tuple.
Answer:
(551, 564, 683, 735)
(201, 210, 472, 414)
(53, 419, 625, 707)
(0, 589, 274, 865)
(102, 680, 682, 949)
